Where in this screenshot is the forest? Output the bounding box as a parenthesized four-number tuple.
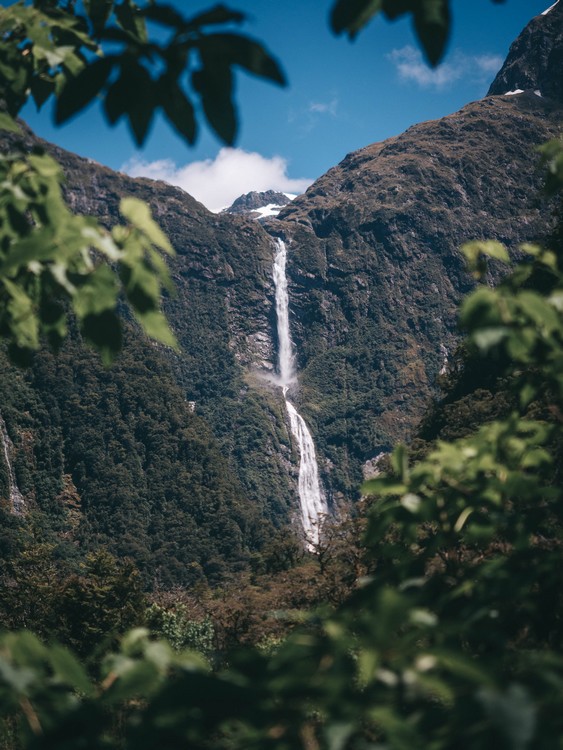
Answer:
(0, 1, 563, 748)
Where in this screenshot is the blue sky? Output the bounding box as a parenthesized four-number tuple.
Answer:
(24, 0, 554, 210)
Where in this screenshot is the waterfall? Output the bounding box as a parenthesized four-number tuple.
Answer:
(0, 412, 25, 515)
(272, 238, 327, 546)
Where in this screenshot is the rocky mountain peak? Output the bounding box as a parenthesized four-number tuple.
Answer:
(487, 0, 563, 101)
(223, 190, 292, 219)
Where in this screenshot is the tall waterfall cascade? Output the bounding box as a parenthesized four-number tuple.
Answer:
(0, 412, 25, 515)
(272, 238, 328, 546)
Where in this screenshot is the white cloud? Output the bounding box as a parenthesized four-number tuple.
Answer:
(308, 97, 338, 116)
(473, 54, 505, 76)
(121, 148, 312, 213)
(388, 46, 504, 90)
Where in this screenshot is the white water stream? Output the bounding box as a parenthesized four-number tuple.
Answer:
(0, 412, 25, 515)
(272, 238, 327, 546)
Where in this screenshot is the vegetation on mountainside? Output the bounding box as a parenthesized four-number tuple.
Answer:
(0, 330, 276, 589)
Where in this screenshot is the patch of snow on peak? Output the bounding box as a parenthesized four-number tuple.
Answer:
(504, 89, 524, 96)
(254, 204, 284, 219)
(541, 0, 559, 15)
(534, 90, 543, 97)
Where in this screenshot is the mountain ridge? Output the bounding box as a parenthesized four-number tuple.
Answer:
(488, 0, 563, 100)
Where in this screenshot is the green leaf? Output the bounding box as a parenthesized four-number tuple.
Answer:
(134, 308, 178, 349)
(3, 278, 39, 349)
(460, 287, 501, 329)
(462, 240, 510, 268)
(115, 0, 147, 42)
(49, 645, 94, 695)
(472, 326, 508, 351)
(537, 138, 563, 195)
(361, 478, 406, 496)
(400, 493, 421, 513)
(325, 722, 354, 750)
(120, 198, 173, 254)
(478, 684, 536, 750)
(27, 153, 61, 178)
(0, 658, 36, 694)
(73, 264, 119, 319)
(84, 0, 114, 36)
(30, 75, 56, 111)
(142, 4, 186, 28)
(331, 0, 383, 38)
(1, 230, 57, 274)
(413, 0, 451, 67)
(517, 290, 559, 329)
(0, 111, 20, 133)
(159, 80, 196, 145)
(186, 6, 246, 30)
(55, 56, 114, 124)
(391, 443, 408, 479)
(104, 660, 162, 702)
(103, 72, 128, 124)
(81, 310, 122, 364)
(204, 33, 286, 86)
(122, 63, 155, 145)
(192, 62, 236, 145)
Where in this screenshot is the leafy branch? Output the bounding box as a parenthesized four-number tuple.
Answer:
(0, 149, 176, 362)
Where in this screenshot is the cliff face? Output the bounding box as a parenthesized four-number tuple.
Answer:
(270, 91, 561, 497)
(488, 1, 563, 100)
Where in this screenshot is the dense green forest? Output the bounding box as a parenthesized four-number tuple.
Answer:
(0, 329, 278, 589)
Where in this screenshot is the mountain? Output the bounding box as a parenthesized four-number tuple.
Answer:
(223, 190, 293, 219)
(0, 6, 561, 579)
(488, 0, 563, 100)
(264, 3, 562, 498)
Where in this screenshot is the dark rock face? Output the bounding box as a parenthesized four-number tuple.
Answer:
(488, 1, 563, 101)
(269, 93, 561, 499)
(224, 190, 291, 215)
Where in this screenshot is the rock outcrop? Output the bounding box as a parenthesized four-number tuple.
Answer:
(224, 190, 292, 217)
(488, 1, 563, 101)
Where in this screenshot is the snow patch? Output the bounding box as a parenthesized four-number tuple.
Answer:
(534, 90, 543, 97)
(541, 1, 559, 15)
(254, 203, 285, 219)
(504, 89, 524, 96)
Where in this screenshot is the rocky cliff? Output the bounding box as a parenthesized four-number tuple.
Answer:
(223, 190, 291, 217)
(270, 89, 561, 498)
(488, 0, 563, 100)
